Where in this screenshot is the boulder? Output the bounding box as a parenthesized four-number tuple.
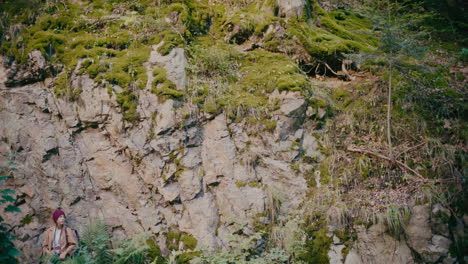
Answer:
(344, 224, 414, 264)
(405, 205, 452, 263)
(270, 90, 307, 140)
(5, 50, 51, 87)
(277, 0, 306, 18)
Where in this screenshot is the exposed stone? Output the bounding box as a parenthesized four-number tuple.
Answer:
(149, 45, 187, 91)
(442, 254, 457, 264)
(302, 133, 320, 158)
(428, 235, 452, 257)
(5, 50, 51, 87)
(201, 114, 236, 185)
(270, 90, 307, 140)
(277, 0, 306, 18)
(155, 99, 176, 135)
(158, 183, 180, 202)
(405, 204, 452, 263)
(432, 203, 451, 217)
(178, 169, 202, 201)
(405, 205, 432, 253)
(344, 224, 414, 264)
(255, 158, 307, 212)
(329, 243, 346, 264)
(180, 192, 220, 248)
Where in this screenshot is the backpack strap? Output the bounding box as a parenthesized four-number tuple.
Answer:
(65, 227, 68, 246)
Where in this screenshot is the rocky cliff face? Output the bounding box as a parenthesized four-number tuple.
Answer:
(0, 0, 465, 263)
(1, 48, 462, 264)
(0, 47, 313, 261)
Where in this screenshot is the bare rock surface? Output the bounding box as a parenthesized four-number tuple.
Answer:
(277, 0, 306, 18)
(5, 50, 52, 87)
(0, 42, 454, 264)
(344, 223, 415, 264)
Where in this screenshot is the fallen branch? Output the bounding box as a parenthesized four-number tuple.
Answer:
(324, 62, 339, 75)
(323, 62, 355, 81)
(341, 60, 355, 81)
(395, 141, 426, 158)
(347, 145, 429, 182)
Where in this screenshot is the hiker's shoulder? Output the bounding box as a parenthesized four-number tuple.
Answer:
(44, 226, 54, 235)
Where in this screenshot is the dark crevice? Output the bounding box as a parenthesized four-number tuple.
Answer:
(42, 147, 59, 163)
(70, 196, 81, 206)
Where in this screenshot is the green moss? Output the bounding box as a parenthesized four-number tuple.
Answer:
(263, 119, 277, 132)
(248, 180, 261, 188)
(166, 231, 181, 251)
(317, 158, 331, 185)
(53, 71, 82, 100)
(116, 89, 139, 121)
(157, 30, 185, 55)
(151, 66, 184, 100)
(20, 215, 33, 226)
(334, 228, 357, 259)
(180, 235, 198, 250)
(152, 67, 168, 86)
(332, 87, 353, 110)
(152, 81, 184, 100)
(86, 61, 108, 78)
(104, 43, 150, 88)
(221, 2, 277, 43)
(286, 8, 376, 63)
(146, 239, 166, 264)
(240, 50, 310, 95)
(235, 181, 247, 188)
(165, 231, 198, 261)
(297, 213, 333, 264)
(105, 71, 131, 87)
(177, 252, 201, 263)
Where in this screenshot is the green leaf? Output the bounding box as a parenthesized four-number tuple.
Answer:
(2, 195, 15, 202)
(0, 176, 11, 184)
(0, 189, 15, 195)
(5, 205, 21, 213)
(8, 248, 20, 257)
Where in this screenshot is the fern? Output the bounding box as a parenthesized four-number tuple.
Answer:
(81, 220, 114, 264)
(61, 256, 86, 264)
(113, 233, 152, 264)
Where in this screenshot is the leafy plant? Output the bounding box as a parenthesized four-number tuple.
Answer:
(381, 205, 410, 239)
(192, 232, 289, 264)
(80, 220, 114, 264)
(0, 154, 21, 264)
(113, 233, 152, 264)
(350, 0, 426, 159)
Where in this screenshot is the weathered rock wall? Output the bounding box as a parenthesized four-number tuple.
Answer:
(1, 47, 462, 263)
(0, 48, 311, 262)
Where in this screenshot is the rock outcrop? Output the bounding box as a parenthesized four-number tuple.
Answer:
(4, 50, 52, 87)
(0, 47, 314, 262)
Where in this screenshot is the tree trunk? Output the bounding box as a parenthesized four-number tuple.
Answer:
(387, 63, 393, 160)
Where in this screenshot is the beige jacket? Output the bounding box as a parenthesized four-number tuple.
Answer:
(42, 226, 78, 256)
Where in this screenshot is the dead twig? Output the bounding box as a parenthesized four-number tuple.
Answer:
(347, 145, 430, 183)
(395, 141, 426, 158)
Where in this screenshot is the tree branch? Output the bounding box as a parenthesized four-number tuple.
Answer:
(347, 145, 429, 182)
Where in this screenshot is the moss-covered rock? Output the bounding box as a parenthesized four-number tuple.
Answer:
(298, 213, 333, 264)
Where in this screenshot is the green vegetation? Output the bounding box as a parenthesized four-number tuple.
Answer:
(151, 67, 184, 101)
(0, 0, 466, 262)
(382, 205, 410, 239)
(116, 89, 139, 122)
(164, 231, 199, 263)
(297, 214, 332, 264)
(0, 154, 21, 264)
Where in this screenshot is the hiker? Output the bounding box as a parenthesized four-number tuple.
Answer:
(41, 209, 78, 263)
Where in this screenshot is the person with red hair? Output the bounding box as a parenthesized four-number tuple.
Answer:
(41, 209, 78, 263)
